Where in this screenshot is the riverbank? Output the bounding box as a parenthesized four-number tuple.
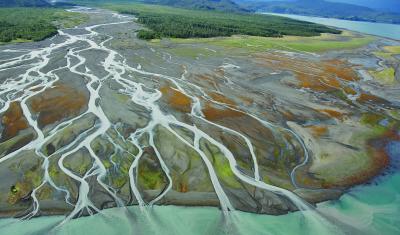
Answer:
(263, 13, 400, 40)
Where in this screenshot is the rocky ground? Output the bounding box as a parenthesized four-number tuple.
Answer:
(0, 7, 399, 222)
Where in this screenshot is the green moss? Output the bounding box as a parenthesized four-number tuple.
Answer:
(212, 152, 241, 189)
(373, 51, 393, 60)
(165, 33, 374, 53)
(384, 46, 400, 54)
(360, 113, 385, 126)
(25, 170, 42, 187)
(139, 166, 165, 190)
(369, 67, 396, 84)
(102, 159, 112, 169)
(48, 164, 59, 179)
(112, 176, 128, 188)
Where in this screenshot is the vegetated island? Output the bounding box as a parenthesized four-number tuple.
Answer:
(103, 3, 341, 40)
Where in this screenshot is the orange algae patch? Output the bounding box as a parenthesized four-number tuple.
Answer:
(296, 73, 334, 91)
(255, 53, 359, 93)
(324, 60, 358, 82)
(357, 93, 388, 104)
(30, 83, 87, 128)
(343, 86, 357, 95)
(239, 96, 253, 105)
(280, 110, 296, 121)
(179, 183, 188, 193)
(209, 92, 236, 106)
(160, 86, 192, 113)
(202, 103, 244, 121)
(319, 109, 345, 120)
(308, 126, 328, 138)
(1, 102, 29, 141)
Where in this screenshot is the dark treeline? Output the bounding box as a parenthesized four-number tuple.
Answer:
(0, 8, 86, 43)
(110, 4, 341, 40)
(0, 8, 59, 42)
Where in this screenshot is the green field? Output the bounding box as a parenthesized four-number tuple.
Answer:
(370, 67, 396, 84)
(103, 3, 340, 40)
(0, 8, 87, 43)
(153, 31, 375, 54)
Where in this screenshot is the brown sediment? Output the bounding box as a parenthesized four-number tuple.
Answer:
(1, 102, 29, 142)
(324, 59, 358, 82)
(322, 129, 399, 188)
(239, 96, 253, 105)
(7, 181, 32, 205)
(179, 182, 188, 193)
(215, 67, 225, 76)
(202, 102, 244, 121)
(357, 93, 389, 105)
(319, 109, 345, 120)
(280, 110, 296, 121)
(343, 86, 357, 95)
(194, 74, 220, 90)
(29, 83, 88, 129)
(323, 146, 389, 188)
(208, 92, 236, 106)
(255, 53, 359, 93)
(308, 125, 328, 138)
(160, 85, 192, 113)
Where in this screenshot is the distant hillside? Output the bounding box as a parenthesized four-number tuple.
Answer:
(236, 0, 400, 24)
(142, 0, 245, 12)
(0, 0, 51, 7)
(327, 0, 400, 13)
(69, 0, 246, 12)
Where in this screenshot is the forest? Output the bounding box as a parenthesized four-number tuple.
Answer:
(0, 8, 86, 43)
(107, 3, 341, 40)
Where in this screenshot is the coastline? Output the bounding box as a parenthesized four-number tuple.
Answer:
(262, 12, 400, 41)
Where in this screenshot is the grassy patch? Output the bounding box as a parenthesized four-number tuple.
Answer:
(384, 46, 400, 54)
(374, 46, 400, 60)
(163, 32, 374, 53)
(369, 67, 396, 84)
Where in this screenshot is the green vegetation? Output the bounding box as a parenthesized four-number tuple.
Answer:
(0, 8, 87, 43)
(72, 0, 245, 12)
(370, 68, 396, 84)
(384, 46, 400, 54)
(374, 46, 400, 60)
(142, 0, 244, 12)
(157, 32, 374, 54)
(105, 3, 340, 40)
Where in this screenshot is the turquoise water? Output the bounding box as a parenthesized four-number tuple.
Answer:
(0, 166, 399, 235)
(264, 13, 400, 40)
(0, 142, 399, 234)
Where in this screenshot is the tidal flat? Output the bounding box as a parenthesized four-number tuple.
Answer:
(0, 6, 399, 234)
